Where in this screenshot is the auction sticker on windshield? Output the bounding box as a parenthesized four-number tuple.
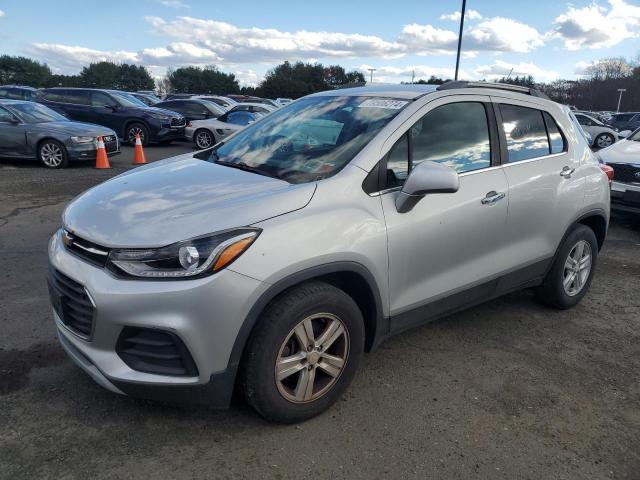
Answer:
(358, 99, 408, 109)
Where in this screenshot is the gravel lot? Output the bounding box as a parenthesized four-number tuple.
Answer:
(1, 145, 639, 479)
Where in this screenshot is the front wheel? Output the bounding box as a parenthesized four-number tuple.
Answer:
(241, 282, 364, 423)
(535, 225, 598, 309)
(595, 133, 615, 149)
(125, 123, 150, 146)
(194, 129, 215, 149)
(38, 140, 68, 169)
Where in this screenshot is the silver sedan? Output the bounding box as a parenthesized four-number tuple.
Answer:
(185, 117, 244, 149)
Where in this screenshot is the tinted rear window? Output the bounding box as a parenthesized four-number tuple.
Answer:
(499, 104, 550, 163)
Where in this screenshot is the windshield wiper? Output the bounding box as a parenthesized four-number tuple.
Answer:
(215, 159, 279, 179)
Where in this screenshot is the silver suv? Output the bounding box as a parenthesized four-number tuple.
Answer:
(48, 82, 610, 423)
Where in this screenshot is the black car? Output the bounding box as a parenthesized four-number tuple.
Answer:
(0, 85, 40, 101)
(130, 92, 160, 106)
(37, 88, 186, 145)
(607, 112, 640, 132)
(154, 99, 227, 122)
(0, 99, 119, 168)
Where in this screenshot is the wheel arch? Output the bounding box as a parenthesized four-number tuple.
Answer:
(36, 137, 67, 157)
(227, 262, 387, 387)
(576, 210, 607, 251)
(193, 127, 216, 146)
(122, 119, 150, 139)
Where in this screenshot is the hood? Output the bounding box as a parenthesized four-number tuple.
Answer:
(142, 106, 184, 117)
(599, 139, 640, 165)
(63, 157, 316, 248)
(34, 120, 114, 136)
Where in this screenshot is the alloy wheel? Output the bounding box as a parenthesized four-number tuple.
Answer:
(196, 130, 213, 149)
(597, 134, 613, 148)
(275, 313, 349, 403)
(563, 240, 592, 296)
(128, 126, 145, 144)
(40, 143, 63, 167)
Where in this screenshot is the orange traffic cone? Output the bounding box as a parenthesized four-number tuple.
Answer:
(95, 136, 111, 169)
(133, 133, 147, 165)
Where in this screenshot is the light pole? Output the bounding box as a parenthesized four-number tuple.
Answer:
(454, 0, 467, 81)
(367, 68, 376, 84)
(617, 88, 626, 112)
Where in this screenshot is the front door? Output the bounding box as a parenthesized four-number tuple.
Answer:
(0, 107, 27, 157)
(379, 96, 510, 331)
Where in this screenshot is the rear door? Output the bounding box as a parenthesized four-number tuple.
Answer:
(88, 91, 121, 131)
(379, 95, 510, 328)
(493, 98, 581, 270)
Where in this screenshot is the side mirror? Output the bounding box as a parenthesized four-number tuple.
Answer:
(395, 161, 459, 213)
(104, 104, 117, 111)
(619, 130, 632, 138)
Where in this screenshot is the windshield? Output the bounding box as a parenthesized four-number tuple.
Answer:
(9, 102, 67, 123)
(627, 128, 640, 141)
(111, 92, 147, 107)
(209, 95, 407, 183)
(201, 100, 226, 116)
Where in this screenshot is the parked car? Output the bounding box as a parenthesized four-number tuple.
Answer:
(597, 128, 640, 215)
(229, 102, 277, 116)
(607, 112, 640, 132)
(130, 92, 160, 106)
(573, 112, 619, 148)
(192, 95, 238, 109)
(48, 82, 609, 423)
(37, 88, 186, 145)
(154, 99, 227, 124)
(0, 85, 40, 101)
(219, 110, 260, 126)
(0, 99, 119, 168)
(186, 116, 245, 149)
(163, 93, 195, 101)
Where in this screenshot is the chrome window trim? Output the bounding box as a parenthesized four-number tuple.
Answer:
(501, 151, 566, 168)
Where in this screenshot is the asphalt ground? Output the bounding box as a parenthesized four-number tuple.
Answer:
(1, 145, 639, 479)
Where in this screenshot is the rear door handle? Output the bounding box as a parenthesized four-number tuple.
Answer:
(481, 191, 506, 205)
(560, 166, 575, 178)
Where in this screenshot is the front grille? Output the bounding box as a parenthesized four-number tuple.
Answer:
(48, 268, 95, 339)
(104, 139, 118, 153)
(607, 162, 640, 184)
(171, 117, 186, 127)
(62, 230, 110, 267)
(116, 327, 198, 377)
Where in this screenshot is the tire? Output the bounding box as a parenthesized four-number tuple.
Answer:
(241, 281, 364, 424)
(535, 225, 598, 309)
(38, 139, 68, 169)
(125, 122, 150, 146)
(194, 129, 215, 149)
(595, 133, 615, 149)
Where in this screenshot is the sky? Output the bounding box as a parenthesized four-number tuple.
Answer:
(0, 0, 639, 86)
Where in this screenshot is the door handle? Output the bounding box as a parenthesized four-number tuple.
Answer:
(481, 191, 506, 205)
(560, 166, 575, 178)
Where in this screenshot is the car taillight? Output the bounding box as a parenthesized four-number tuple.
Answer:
(599, 164, 614, 186)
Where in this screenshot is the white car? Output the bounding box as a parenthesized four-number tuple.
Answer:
(574, 112, 619, 148)
(231, 102, 277, 116)
(192, 95, 238, 110)
(597, 129, 640, 215)
(186, 117, 244, 149)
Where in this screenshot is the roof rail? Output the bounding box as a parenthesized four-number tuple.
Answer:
(436, 81, 549, 99)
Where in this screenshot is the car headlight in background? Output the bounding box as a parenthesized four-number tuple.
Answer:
(107, 228, 260, 279)
(70, 136, 95, 144)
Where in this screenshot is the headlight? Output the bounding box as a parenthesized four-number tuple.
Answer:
(107, 228, 260, 279)
(148, 112, 172, 121)
(70, 136, 94, 144)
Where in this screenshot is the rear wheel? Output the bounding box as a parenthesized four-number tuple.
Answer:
(536, 225, 598, 309)
(125, 122, 150, 146)
(194, 129, 215, 149)
(241, 282, 364, 423)
(38, 140, 68, 169)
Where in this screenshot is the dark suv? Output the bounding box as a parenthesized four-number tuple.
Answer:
(0, 85, 40, 101)
(607, 112, 640, 132)
(37, 88, 186, 145)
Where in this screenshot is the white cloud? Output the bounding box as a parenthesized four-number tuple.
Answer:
(0, 9, 5, 17)
(157, 0, 189, 8)
(474, 60, 558, 82)
(358, 64, 466, 83)
(574, 60, 596, 75)
(440, 9, 482, 21)
(551, 0, 640, 50)
(465, 18, 544, 53)
(29, 43, 139, 72)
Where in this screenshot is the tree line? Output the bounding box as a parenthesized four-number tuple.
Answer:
(1, 54, 639, 110)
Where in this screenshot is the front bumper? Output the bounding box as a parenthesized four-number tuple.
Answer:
(611, 180, 640, 215)
(48, 230, 269, 406)
(66, 138, 120, 161)
(151, 126, 186, 142)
